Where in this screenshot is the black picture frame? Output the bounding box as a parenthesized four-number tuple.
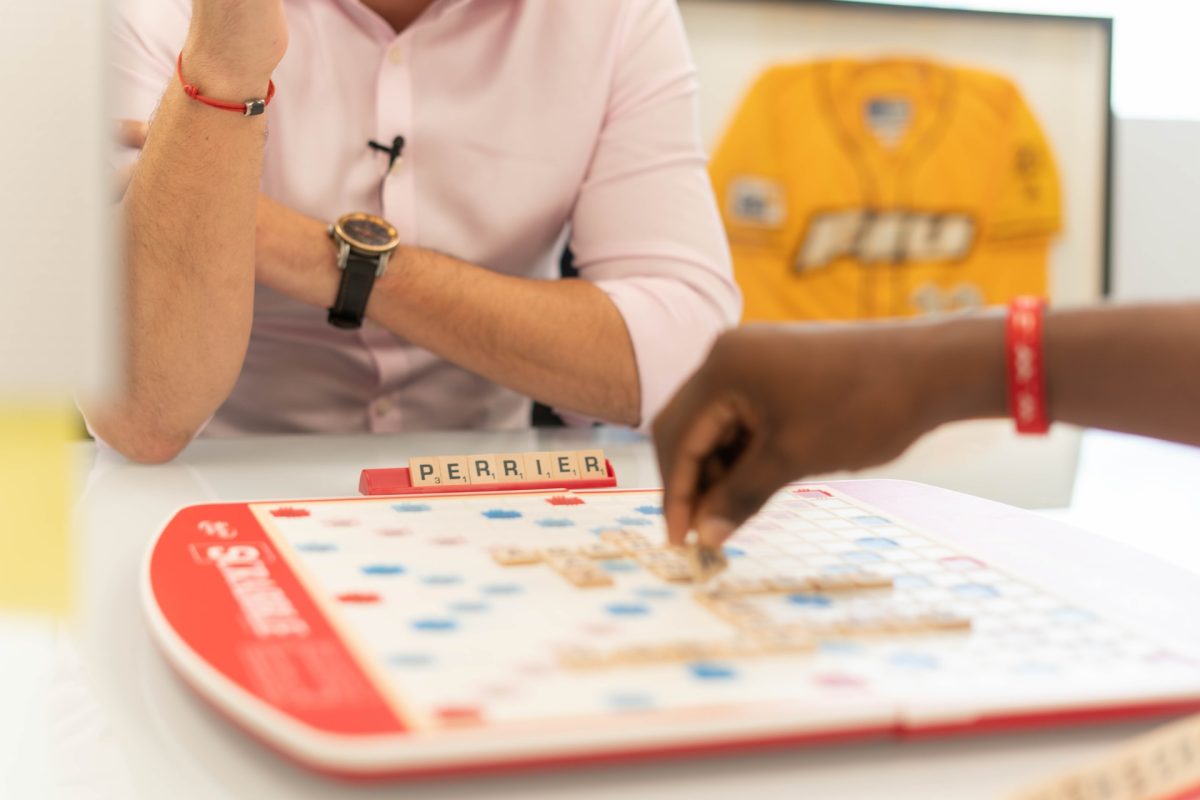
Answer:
(682, 0, 1115, 296)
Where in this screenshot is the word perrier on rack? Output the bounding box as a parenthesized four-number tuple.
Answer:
(359, 449, 617, 496)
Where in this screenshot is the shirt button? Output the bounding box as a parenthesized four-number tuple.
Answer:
(372, 397, 393, 416)
(387, 45, 404, 65)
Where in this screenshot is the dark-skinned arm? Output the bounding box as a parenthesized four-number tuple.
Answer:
(654, 303, 1200, 548)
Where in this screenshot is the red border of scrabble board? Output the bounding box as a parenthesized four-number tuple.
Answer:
(142, 482, 1200, 782)
(358, 459, 618, 495)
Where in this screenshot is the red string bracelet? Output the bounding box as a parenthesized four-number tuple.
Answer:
(1006, 296, 1050, 435)
(176, 52, 276, 117)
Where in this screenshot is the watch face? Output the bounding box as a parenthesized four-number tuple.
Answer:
(337, 214, 399, 253)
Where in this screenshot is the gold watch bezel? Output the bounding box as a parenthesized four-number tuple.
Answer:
(333, 212, 401, 255)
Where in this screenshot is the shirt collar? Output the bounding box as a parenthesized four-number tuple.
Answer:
(326, 0, 475, 39)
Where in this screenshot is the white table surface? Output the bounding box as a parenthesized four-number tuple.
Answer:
(7, 426, 1200, 800)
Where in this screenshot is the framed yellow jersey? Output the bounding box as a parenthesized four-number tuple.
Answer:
(711, 57, 1063, 322)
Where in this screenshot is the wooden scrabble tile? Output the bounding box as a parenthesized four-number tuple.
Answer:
(522, 452, 556, 481)
(696, 642, 748, 662)
(648, 562, 695, 584)
(692, 587, 733, 607)
(812, 573, 861, 592)
(713, 575, 773, 595)
(557, 646, 610, 670)
(409, 456, 445, 487)
(467, 454, 500, 484)
(851, 570, 894, 590)
(663, 642, 710, 662)
(539, 546, 581, 562)
(764, 574, 816, 593)
(438, 455, 472, 486)
(495, 454, 526, 482)
(707, 599, 771, 627)
(616, 531, 654, 552)
(705, 598, 751, 617)
(546, 556, 595, 575)
(490, 547, 542, 566)
(802, 618, 847, 638)
(560, 567, 613, 588)
(580, 541, 625, 560)
(832, 610, 934, 637)
(918, 610, 973, 632)
(874, 613, 915, 635)
(577, 449, 608, 479)
(549, 451, 581, 480)
(687, 543, 728, 583)
(634, 549, 682, 566)
(611, 643, 676, 664)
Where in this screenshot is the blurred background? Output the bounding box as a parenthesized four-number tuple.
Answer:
(2, 0, 1198, 796)
(854, 0, 1200, 302)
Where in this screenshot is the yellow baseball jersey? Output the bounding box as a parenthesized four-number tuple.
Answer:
(710, 58, 1062, 322)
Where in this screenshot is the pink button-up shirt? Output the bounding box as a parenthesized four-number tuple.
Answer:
(111, 0, 740, 436)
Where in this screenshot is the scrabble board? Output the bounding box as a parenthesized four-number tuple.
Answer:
(142, 481, 1200, 780)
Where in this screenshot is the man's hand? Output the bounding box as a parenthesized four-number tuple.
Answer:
(653, 319, 1006, 549)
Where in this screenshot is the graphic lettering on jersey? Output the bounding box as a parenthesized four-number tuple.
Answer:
(1014, 144, 1044, 201)
(726, 177, 787, 228)
(795, 210, 976, 272)
(910, 283, 985, 315)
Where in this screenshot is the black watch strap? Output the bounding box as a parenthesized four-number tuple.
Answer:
(328, 251, 380, 330)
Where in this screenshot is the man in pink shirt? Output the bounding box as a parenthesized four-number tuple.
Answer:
(88, 0, 740, 462)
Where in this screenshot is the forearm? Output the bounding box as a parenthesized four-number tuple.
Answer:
(1045, 303, 1200, 445)
(369, 249, 641, 426)
(917, 303, 1200, 446)
(257, 204, 640, 425)
(88, 71, 268, 461)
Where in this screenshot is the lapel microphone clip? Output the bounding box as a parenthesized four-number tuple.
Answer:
(368, 135, 406, 172)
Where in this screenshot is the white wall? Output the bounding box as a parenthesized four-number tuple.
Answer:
(1111, 118, 1200, 301)
(836, 0, 1200, 122)
(0, 0, 112, 396)
(679, 0, 1112, 307)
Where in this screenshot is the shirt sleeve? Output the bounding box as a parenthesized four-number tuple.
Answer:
(108, 0, 189, 173)
(567, 0, 742, 429)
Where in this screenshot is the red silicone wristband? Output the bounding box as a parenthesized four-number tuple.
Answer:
(176, 52, 276, 117)
(1006, 296, 1050, 435)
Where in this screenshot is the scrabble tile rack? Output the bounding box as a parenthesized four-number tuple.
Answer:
(359, 457, 617, 496)
(1015, 712, 1200, 800)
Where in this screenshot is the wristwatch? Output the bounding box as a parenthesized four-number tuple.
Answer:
(327, 212, 401, 329)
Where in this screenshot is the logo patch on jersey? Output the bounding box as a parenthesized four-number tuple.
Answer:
(795, 210, 976, 272)
(726, 177, 787, 228)
(864, 97, 912, 149)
